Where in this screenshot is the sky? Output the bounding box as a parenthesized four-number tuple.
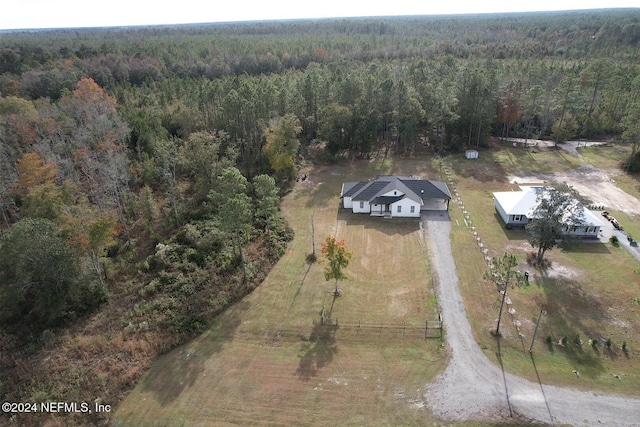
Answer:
(1, 0, 639, 30)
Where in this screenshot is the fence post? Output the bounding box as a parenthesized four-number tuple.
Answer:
(425, 320, 428, 340)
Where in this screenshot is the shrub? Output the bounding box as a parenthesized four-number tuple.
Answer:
(546, 334, 554, 344)
(609, 235, 619, 245)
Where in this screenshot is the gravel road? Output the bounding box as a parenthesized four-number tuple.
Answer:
(421, 211, 640, 426)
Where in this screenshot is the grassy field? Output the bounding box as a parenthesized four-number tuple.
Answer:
(445, 142, 640, 397)
(113, 157, 471, 426)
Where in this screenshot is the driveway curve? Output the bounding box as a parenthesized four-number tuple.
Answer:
(421, 211, 640, 426)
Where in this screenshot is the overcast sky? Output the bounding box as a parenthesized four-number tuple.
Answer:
(2, 0, 638, 30)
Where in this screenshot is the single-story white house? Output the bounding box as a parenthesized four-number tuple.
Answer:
(493, 186, 605, 237)
(341, 175, 451, 218)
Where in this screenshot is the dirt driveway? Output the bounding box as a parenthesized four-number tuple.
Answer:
(421, 211, 640, 426)
(510, 164, 640, 217)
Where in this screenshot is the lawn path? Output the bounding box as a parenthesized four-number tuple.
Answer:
(422, 211, 640, 426)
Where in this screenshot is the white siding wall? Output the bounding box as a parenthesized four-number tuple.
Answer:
(494, 200, 510, 224)
(353, 200, 371, 213)
(564, 225, 601, 238)
(390, 198, 421, 217)
(343, 196, 353, 209)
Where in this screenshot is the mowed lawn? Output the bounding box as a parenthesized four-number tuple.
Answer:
(113, 158, 459, 426)
(445, 143, 640, 397)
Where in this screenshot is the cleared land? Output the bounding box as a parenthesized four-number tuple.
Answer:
(114, 144, 640, 425)
(113, 158, 457, 426)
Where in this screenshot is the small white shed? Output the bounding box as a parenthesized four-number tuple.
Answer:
(465, 149, 479, 159)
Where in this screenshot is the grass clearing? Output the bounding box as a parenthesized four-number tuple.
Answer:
(113, 158, 465, 426)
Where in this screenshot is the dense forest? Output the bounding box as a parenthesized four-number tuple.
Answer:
(1, 9, 640, 424)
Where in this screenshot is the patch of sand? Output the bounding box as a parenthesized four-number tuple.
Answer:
(509, 165, 640, 216)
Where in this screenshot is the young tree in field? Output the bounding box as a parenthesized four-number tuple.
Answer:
(526, 184, 585, 265)
(485, 253, 522, 291)
(321, 236, 353, 296)
(484, 253, 523, 336)
(263, 114, 301, 181)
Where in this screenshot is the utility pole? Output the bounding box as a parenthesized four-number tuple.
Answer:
(529, 309, 546, 353)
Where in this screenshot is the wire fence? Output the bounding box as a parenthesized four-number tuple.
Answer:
(321, 314, 443, 339)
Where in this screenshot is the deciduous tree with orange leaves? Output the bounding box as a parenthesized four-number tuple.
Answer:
(321, 236, 353, 296)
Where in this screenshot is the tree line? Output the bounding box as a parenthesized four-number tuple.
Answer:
(2, 9, 640, 335)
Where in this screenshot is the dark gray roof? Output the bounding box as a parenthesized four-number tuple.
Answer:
(341, 181, 368, 197)
(401, 179, 452, 200)
(343, 175, 451, 204)
(373, 195, 405, 205)
(352, 181, 391, 201)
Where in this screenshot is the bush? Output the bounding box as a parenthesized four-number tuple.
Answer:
(610, 235, 619, 245)
(574, 334, 582, 346)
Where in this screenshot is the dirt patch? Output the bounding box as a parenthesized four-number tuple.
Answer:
(510, 165, 640, 216)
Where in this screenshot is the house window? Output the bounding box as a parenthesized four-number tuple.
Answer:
(587, 226, 596, 233)
(410, 205, 415, 213)
(359, 201, 364, 209)
(513, 215, 522, 221)
(397, 205, 402, 213)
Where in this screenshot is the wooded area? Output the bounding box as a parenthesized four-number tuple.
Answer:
(1, 9, 640, 424)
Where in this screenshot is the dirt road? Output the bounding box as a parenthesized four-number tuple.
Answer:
(421, 211, 640, 426)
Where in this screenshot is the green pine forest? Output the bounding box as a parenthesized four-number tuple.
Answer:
(1, 9, 640, 424)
